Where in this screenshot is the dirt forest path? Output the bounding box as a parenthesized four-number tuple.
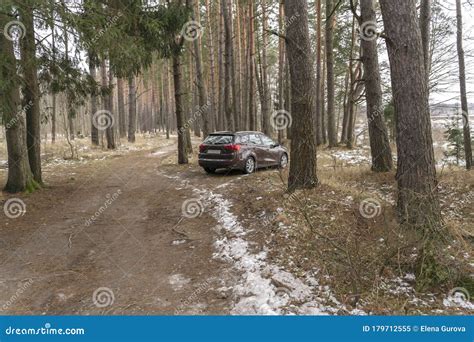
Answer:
(0, 140, 243, 315)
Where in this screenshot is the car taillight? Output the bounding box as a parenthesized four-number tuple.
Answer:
(224, 144, 241, 152)
(199, 144, 206, 153)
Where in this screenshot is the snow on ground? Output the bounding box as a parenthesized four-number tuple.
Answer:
(168, 274, 191, 290)
(193, 186, 366, 315)
(155, 162, 473, 315)
(157, 170, 354, 315)
(323, 149, 372, 167)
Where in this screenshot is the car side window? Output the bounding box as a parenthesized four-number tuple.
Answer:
(236, 135, 249, 144)
(249, 134, 262, 145)
(260, 135, 274, 147)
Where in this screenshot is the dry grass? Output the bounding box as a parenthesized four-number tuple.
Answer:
(225, 145, 473, 315)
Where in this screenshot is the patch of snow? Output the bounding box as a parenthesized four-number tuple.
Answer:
(328, 150, 371, 166)
(443, 293, 474, 310)
(196, 187, 366, 316)
(168, 274, 191, 290)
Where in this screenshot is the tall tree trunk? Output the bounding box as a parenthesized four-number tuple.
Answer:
(100, 60, 115, 149)
(63, 9, 74, 141)
(344, 16, 357, 147)
(222, 0, 235, 131)
(248, 0, 256, 131)
(326, 0, 337, 147)
(164, 62, 171, 139)
(346, 62, 363, 148)
(379, 0, 441, 229)
(50, 7, 56, 144)
(1, 12, 36, 193)
(321, 38, 327, 144)
(106, 65, 116, 149)
(285, 0, 319, 191)
(173, 55, 189, 164)
(128, 75, 137, 143)
(117, 77, 127, 138)
(420, 0, 431, 87)
(340, 65, 350, 144)
(359, 0, 393, 171)
(455, 0, 473, 170)
(89, 58, 100, 146)
(241, 4, 249, 130)
(260, 0, 271, 136)
(277, 0, 286, 143)
(234, 0, 243, 131)
(205, 0, 217, 133)
(19, 2, 42, 184)
(218, 3, 226, 130)
(315, 0, 323, 145)
(193, 0, 210, 138)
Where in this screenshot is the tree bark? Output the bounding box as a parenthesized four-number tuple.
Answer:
(173, 55, 189, 164)
(379, 0, 441, 229)
(106, 65, 116, 149)
(19, 2, 42, 184)
(260, 0, 271, 136)
(278, 0, 286, 143)
(128, 75, 137, 143)
(248, 0, 256, 131)
(193, 0, 210, 138)
(285, 0, 319, 191)
(218, 3, 226, 130)
(51, 7, 56, 144)
(359, 0, 393, 171)
(205, 0, 217, 133)
(420, 0, 431, 86)
(117, 77, 127, 138)
(326, 0, 337, 147)
(221, 0, 235, 131)
(315, 0, 323, 145)
(455, 0, 473, 170)
(89, 58, 100, 146)
(1, 12, 35, 193)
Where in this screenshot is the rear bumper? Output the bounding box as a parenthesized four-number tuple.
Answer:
(198, 157, 243, 170)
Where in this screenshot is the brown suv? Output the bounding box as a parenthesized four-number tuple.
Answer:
(198, 131, 289, 174)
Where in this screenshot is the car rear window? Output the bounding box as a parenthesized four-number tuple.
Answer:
(204, 135, 235, 145)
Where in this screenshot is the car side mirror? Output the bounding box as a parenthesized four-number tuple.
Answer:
(271, 143, 280, 148)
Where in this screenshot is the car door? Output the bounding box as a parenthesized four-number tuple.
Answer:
(248, 134, 266, 166)
(260, 134, 278, 165)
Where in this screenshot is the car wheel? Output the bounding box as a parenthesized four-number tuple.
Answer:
(204, 167, 216, 174)
(244, 157, 256, 174)
(279, 153, 288, 169)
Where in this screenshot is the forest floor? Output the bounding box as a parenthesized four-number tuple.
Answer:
(0, 133, 472, 315)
